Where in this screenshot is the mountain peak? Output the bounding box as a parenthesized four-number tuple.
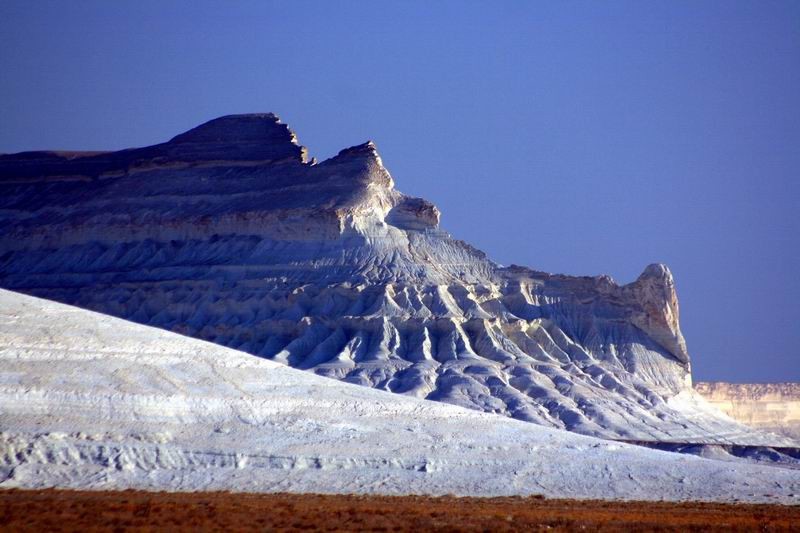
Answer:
(627, 262, 689, 364)
(329, 140, 384, 168)
(167, 113, 308, 163)
(638, 263, 673, 282)
(334, 140, 377, 155)
(319, 139, 394, 190)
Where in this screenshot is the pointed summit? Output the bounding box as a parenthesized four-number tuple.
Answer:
(333, 140, 379, 158)
(327, 140, 384, 169)
(626, 263, 689, 364)
(318, 140, 394, 189)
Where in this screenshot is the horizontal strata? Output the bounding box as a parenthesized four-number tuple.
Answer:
(695, 382, 800, 440)
(0, 114, 789, 445)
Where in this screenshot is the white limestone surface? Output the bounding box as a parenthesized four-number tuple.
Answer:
(1, 289, 798, 503)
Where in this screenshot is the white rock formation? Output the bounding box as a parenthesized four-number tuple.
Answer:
(0, 114, 789, 445)
(696, 383, 800, 440)
(1, 289, 799, 502)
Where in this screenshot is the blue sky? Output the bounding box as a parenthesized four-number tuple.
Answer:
(1, 1, 798, 382)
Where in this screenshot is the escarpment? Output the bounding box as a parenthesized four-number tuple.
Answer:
(695, 382, 800, 440)
(0, 114, 787, 445)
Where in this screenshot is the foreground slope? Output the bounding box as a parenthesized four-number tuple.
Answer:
(1, 289, 799, 503)
(0, 114, 788, 445)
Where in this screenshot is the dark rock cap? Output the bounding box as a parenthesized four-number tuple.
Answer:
(0, 113, 309, 181)
(167, 113, 308, 163)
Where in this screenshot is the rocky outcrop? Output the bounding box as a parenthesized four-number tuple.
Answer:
(624, 264, 688, 364)
(386, 196, 441, 231)
(0, 114, 307, 184)
(0, 114, 786, 445)
(167, 113, 309, 163)
(696, 382, 800, 440)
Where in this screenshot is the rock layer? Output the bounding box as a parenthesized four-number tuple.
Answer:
(696, 382, 800, 440)
(0, 114, 786, 444)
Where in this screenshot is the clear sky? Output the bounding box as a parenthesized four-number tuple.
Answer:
(1, 1, 798, 382)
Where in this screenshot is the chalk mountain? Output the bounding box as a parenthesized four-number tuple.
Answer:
(0, 114, 787, 445)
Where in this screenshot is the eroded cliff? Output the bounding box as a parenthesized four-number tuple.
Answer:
(0, 114, 784, 444)
(696, 382, 800, 440)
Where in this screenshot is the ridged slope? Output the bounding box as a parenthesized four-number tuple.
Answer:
(4, 289, 799, 500)
(0, 114, 786, 444)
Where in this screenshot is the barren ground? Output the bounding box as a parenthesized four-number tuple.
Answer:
(1, 489, 799, 531)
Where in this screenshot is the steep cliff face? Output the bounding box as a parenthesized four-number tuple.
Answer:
(696, 382, 800, 440)
(0, 114, 784, 444)
(625, 264, 688, 365)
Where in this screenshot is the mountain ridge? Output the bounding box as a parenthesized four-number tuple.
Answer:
(0, 114, 787, 445)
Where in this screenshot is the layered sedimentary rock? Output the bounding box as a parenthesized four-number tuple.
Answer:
(696, 383, 800, 440)
(0, 114, 787, 444)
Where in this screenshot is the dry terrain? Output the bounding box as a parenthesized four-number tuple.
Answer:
(1, 489, 799, 532)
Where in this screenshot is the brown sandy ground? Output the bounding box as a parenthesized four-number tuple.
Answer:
(1, 489, 799, 532)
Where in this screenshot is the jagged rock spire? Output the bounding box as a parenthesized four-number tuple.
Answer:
(625, 263, 689, 364)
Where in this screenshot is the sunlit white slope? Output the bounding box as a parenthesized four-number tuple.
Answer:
(0, 289, 798, 503)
